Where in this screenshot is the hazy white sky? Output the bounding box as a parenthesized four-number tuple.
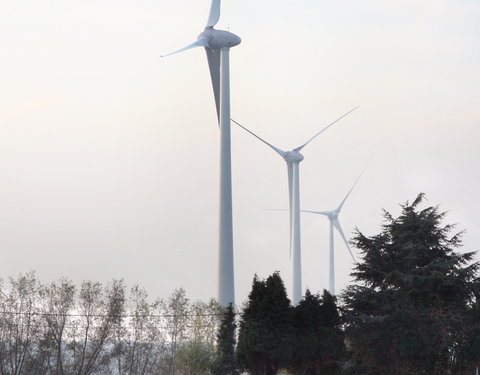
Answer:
(1, 0, 479, 304)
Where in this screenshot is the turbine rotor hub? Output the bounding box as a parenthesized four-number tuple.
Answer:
(285, 151, 304, 163)
(199, 28, 241, 49)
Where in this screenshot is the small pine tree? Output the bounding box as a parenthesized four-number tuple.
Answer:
(213, 303, 238, 375)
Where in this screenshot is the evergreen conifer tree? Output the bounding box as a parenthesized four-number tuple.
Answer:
(343, 194, 480, 375)
(290, 289, 344, 375)
(213, 303, 238, 375)
(237, 273, 295, 375)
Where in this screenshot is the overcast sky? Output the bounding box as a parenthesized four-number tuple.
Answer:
(1, 0, 479, 304)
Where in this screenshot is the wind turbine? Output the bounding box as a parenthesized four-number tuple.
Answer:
(232, 108, 358, 305)
(301, 169, 366, 295)
(162, 0, 241, 307)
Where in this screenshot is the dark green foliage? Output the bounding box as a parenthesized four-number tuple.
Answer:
(342, 193, 480, 375)
(237, 273, 295, 375)
(213, 303, 238, 375)
(290, 289, 345, 375)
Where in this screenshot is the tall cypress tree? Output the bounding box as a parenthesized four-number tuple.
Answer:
(237, 273, 295, 375)
(213, 303, 238, 375)
(343, 194, 480, 375)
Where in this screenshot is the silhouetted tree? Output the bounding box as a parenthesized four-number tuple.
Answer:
(237, 273, 295, 375)
(213, 303, 238, 375)
(343, 193, 480, 375)
(290, 289, 344, 375)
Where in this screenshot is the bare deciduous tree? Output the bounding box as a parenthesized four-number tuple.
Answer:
(0, 277, 221, 375)
(0, 272, 41, 375)
(115, 285, 167, 375)
(40, 278, 76, 375)
(164, 288, 189, 375)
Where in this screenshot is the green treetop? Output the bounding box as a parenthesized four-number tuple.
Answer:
(343, 193, 480, 375)
(237, 272, 295, 375)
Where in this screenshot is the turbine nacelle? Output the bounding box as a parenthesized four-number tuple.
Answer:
(328, 210, 339, 220)
(284, 151, 304, 164)
(200, 28, 241, 49)
(232, 107, 358, 164)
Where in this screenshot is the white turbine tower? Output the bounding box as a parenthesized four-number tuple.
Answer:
(232, 108, 358, 305)
(162, 0, 241, 307)
(301, 170, 366, 295)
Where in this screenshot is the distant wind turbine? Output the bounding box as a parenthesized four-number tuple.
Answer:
(162, 0, 241, 307)
(232, 108, 358, 305)
(301, 168, 366, 295)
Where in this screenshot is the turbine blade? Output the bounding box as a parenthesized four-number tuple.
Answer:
(336, 163, 368, 212)
(332, 218, 356, 263)
(231, 119, 287, 157)
(161, 37, 208, 58)
(293, 106, 359, 152)
(206, 0, 221, 28)
(300, 209, 330, 216)
(205, 48, 221, 123)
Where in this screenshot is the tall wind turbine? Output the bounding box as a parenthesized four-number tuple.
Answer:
(232, 108, 358, 305)
(162, 0, 241, 307)
(301, 170, 365, 295)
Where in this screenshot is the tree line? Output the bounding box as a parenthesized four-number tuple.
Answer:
(1, 194, 480, 375)
(0, 277, 221, 375)
(230, 194, 480, 375)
